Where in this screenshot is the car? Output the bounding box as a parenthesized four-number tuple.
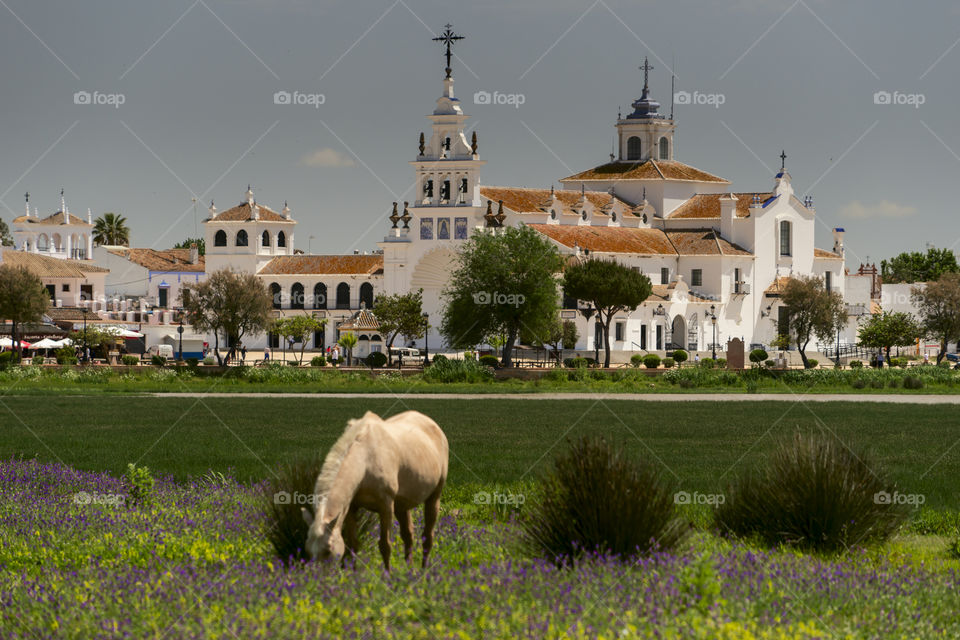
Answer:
(389, 347, 420, 359)
(946, 353, 959, 363)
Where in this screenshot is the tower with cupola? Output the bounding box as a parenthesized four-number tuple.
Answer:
(616, 58, 676, 162)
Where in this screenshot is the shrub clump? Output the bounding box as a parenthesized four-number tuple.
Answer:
(672, 350, 688, 366)
(849, 360, 863, 369)
(310, 355, 326, 367)
(903, 375, 924, 390)
(662, 357, 675, 369)
(643, 354, 661, 369)
(522, 436, 685, 563)
(749, 349, 768, 366)
(365, 351, 387, 368)
(699, 358, 716, 369)
(566, 357, 589, 369)
(151, 355, 166, 367)
(56, 346, 77, 365)
(422, 357, 494, 383)
(124, 463, 155, 507)
(717, 433, 908, 552)
(478, 355, 499, 369)
(630, 354, 645, 368)
(804, 358, 818, 369)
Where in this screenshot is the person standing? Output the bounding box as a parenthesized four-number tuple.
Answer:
(264, 346, 270, 362)
(241, 344, 247, 364)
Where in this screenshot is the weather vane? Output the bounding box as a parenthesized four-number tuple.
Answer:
(432, 23, 464, 79)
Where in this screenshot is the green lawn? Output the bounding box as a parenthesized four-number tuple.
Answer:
(3, 396, 959, 508)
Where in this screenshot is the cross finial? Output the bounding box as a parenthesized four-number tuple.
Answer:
(780, 149, 787, 170)
(640, 57, 654, 90)
(24, 192, 29, 202)
(432, 23, 464, 79)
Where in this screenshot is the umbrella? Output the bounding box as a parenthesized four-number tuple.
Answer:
(0, 338, 31, 348)
(99, 326, 144, 339)
(29, 338, 62, 350)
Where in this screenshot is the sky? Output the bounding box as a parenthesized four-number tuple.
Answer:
(0, 0, 958, 267)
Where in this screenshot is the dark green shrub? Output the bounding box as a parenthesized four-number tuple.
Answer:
(630, 353, 645, 368)
(765, 359, 775, 368)
(717, 433, 908, 552)
(478, 355, 499, 368)
(124, 463, 155, 507)
(203, 356, 215, 366)
(870, 379, 885, 389)
(851, 378, 867, 389)
(804, 358, 818, 369)
(422, 357, 495, 383)
(564, 357, 588, 369)
(186, 357, 200, 368)
(700, 358, 716, 369)
(643, 354, 661, 369)
(672, 349, 688, 366)
(888, 378, 900, 388)
(56, 347, 77, 365)
(662, 357, 675, 369)
(432, 354, 448, 364)
(678, 378, 695, 389)
(903, 375, 924, 390)
(151, 355, 166, 367)
(749, 349, 768, 365)
(366, 351, 387, 368)
(310, 356, 326, 367)
(287, 360, 300, 367)
(584, 357, 598, 367)
(522, 436, 686, 563)
(716, 358, 727, 368)
(121, 355, 139, 366)
(849, 360, 863, 369)
(32, 355, 44, 365)
(0, 351, 13, 369)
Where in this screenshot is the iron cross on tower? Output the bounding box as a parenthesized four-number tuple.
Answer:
(433, 23, 464, 78)
(780, 150, 787, 170)
(640, 57, 653, 90)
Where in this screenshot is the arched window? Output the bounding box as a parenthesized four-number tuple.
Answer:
(261, 230, 270, 248)
(269, 282, 282, 309)
(659, 137, 669, 160)
(336, 283, 350, 309)
(423, 179, 434, 198)
(627, 136, 642, 160)
(441, 180, 451, 201)
(214, 230, 227, 247)
(37, 234, 49, 251)
(236, 229, 248, 247)
(779, 220, 792, 256)
(359, 283, 374, 309)
(290, 282, 304, 309)
(313, 283, 327, 309)
(277, 231, 286, 248)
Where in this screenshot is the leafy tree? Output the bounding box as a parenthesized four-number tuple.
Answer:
(181, 269, 272, 365)
(523, 315, 576, 365)
(337, 332, 358, 366)
(173, 237, 205, 256)
(562, 259, 652, 367)
(92, 212, 130, 246)
(0, 218, 12, 246)
(881, 248, 959, 284)
(857, 309, 922, 365)
(441, 226, 564, 367)
(373, 289, 425, 364)
(272, 316, 326, 365)
(0, 265, 49, 361)
(778, 275, 846, 368)
(911, 273, 960, 364)
(70, 325, 120, 359)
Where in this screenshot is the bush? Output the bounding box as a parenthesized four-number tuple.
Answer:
(186, 357, 200, 368)
(478, 355, 500, 369)
(203, 356, 215, 366)
(749, 349, 768, 365)
(642, 354, 661, 369)
(765, 359, 775, 368)
(431, 354, 448, 364)
(55, 347, 77, 365)
(804, 358, 818, 369)
(565, 357, 589, 369)
(366, 351, 387, 368)
(851, 378, 867, 389)
(672, 349, 688, 366)
(630, 353, 645, 368)
(717, 432, 908, 552)
(32, 355, 44, 365)
(422, 357, 495, 383)
(121, 355, 139, 366)
(903, 375, 924, 390)
(522, 436, 685, 563)
(0, 351, 13, 369)
(151, 355, 166, 367)
(716, 358, 727, 368)
(849, 360, 863, 369)
(662, 357, 675, 369)
(310, 356, 326, 367)
(124, 463, 155, 507)
(699, 358, 716, 369)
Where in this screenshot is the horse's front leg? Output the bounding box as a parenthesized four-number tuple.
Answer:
(377, 502, 394, 572)
(395, 505, 414, 563)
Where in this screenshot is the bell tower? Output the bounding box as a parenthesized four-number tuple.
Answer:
(616, 58, 676, 162)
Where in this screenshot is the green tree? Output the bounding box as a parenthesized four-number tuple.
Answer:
(181, 269, 272, 365)
(523, 315, 575, 366)
(911, 273, 960, 364)
(272, 316, 326, 365)
(881, 248, 959, 284)
(173, 237, 205, 256)
(779, 275, 846, 368)
(0, 218, 13, 246)
(0, 265, 49, 361)
(857, 309, 922, 365)
(70, 325, 120, 359)
(373, 289, 425, 364)
(562, 259, 652, 367)
(337, 332, 358, 366)
(441, 226, 564, 367)
(92, 213, 130, 246)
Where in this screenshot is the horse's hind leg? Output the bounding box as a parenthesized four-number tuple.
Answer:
(395, 505, 414, 563)
(341, 506, 359, 568)
(421, 485, 443, 568)
(377, 503, 393, 572)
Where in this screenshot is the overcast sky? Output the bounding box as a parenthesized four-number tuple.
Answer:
(1, 0, 958, 266)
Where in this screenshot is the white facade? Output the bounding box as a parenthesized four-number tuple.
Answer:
(11, 193, 94, 260)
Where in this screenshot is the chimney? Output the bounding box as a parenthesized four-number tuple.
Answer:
(189, 243, 199, 265)
(833, 228, 845, 258)
(719, 193, 738, 240)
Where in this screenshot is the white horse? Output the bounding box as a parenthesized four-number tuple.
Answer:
(302, 410, 448, 570)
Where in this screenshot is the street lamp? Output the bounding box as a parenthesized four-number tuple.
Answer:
(81, 307, 89, 364)
(177, 311, 185, 362)
(708, 304, 717, 360)
(422, 312, 430, 366)
(577, 302, 598, 363)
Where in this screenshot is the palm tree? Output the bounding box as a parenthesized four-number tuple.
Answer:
(92, 213, 130, 246)
(338, 333, 358, 366)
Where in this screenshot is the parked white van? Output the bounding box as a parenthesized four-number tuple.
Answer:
(147, 344, 174, 359)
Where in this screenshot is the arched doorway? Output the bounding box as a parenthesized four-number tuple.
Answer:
(670, 315, 686, 350)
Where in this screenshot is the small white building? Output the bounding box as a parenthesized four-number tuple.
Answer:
(11, 192, 94, 260)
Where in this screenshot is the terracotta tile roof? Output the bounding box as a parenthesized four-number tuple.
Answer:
(258, 254, 384, 276)
(479, 186, 633, 215)
(1, 250, 108, 277)
(107, 248, 205, 272)
(665, 229, 753, 256)
(44, 307, 91, 322)
(668, 192, 774, 219)
(207, 202, 292, 223)
(764, 276, 794, 296)
(340, 308, 380, 331)
(814, 248, 843, 259)
(13, 211, 91, 226)
(529, 224, 676, 254)
(562, 160, 729, 184)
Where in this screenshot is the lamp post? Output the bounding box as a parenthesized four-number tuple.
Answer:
(177, 312, 185, 362)
(81, 307, 89, 364)
(422, 312, 430, 366)
(577, 302, 595, 363)
(709, 304, 717, 360)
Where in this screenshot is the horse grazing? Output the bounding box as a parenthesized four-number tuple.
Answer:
(301, 410, 448, 570)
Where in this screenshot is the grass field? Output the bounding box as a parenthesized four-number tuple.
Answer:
(3, 396, 959, 508)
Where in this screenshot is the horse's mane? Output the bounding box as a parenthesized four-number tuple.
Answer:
(314, 415, 371, 498)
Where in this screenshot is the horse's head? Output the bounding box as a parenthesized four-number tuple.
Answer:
(301, 497, 344, 563)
